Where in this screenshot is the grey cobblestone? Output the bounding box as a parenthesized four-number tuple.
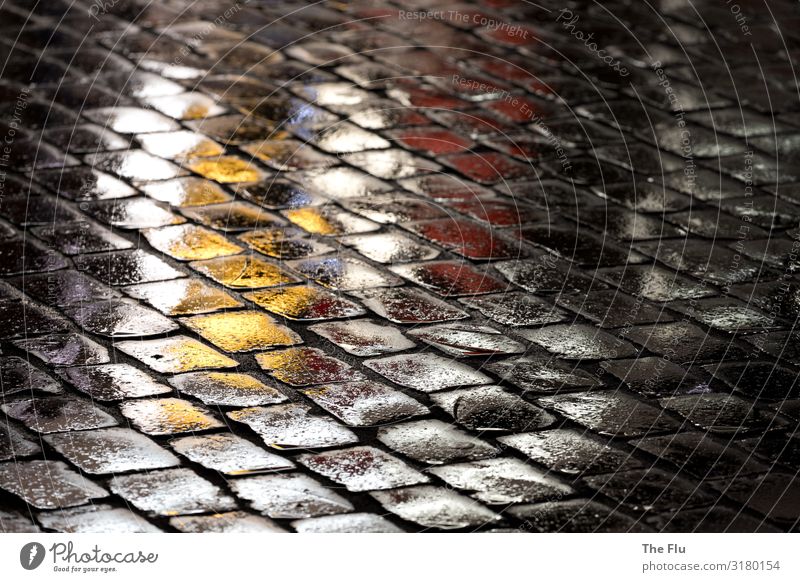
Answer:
(1, 0, 799, 533)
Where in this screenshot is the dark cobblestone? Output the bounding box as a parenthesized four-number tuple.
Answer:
(1, 0, 799, 534)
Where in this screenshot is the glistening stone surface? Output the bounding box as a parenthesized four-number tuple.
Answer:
(1, 0, 797, 533)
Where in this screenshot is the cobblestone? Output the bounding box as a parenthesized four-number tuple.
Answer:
(1, 0, 798, 533)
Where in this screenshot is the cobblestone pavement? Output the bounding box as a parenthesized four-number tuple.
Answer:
(1, 0, 799, 533)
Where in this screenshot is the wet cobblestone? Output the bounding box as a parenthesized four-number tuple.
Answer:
(1, 0, 799, 534)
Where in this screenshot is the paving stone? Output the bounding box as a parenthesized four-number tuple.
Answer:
(111, 468, 236, 516)
(377, 420, 499, 465)
(498, 429, 645, 476)
(45, 428, 180, 474)
(0, 196, 89, 227)
(299, 447, 429, 492)
(703, 361, 800, 400)
(670, 297, 777, 333)
(389, 127, 474, 155)
(365, 353, 491, 393)
(0, 423, 41, 461)
(518, 224, 641, 268)
(191, 254, 299, 288)
(509, 500, 648, 533)
(46, 125, 130, 155)
(64, 298, 178, 337)
(31, 221, 133, 255)
(245, 285, 366, 320)
(659, 394, 781, 435)
(283, 206, 380, 236)
(171, 433, 295, 475)
(520, 324, 638, 360)
(405, 218, 521, 260)
(452, 199, 545, 227)
(85, 106, 180, 133)
(556, 290, 673, 327)
(185, 156, 265, 184)
(371, 486, 500, 530)
(116, 336, 238, 373)
(290, 167, 391, 199)
(623, 321, 746, 364)
(583, 468, 717, 513)
(303, 380, 428, 427)
(86, 197, 186, 229)
(36, 167, 137, 201)
(292, 513, 402, 533)
(146, 93, 226, 120)
(14, 270, 119, 307)
(398, 174, 494, 202)
(231, 473, 354, 519)
(729, 279, 800, 323)
(738, 432, 800, 469)
(13, 333, 110, 367)
(228, 404, 358, 449)
(182, 202, 284, 232)
(124, 278, 242, 315)
(234, 180, 324, 210)
(407, 323, 525, 357)
(242, 139, 337, 171)
(0, 238, 69, 275)
(433, 386, 556, 432)
(57, 364, 171, 401)
(0, 356, 61, 397)
(182, 310, 302, 353)
(186, 114, 276, 145)
(598, 264, 716, 302)
(256, 348, 363, 386)
(2, 397, 117, 434)
(430, 457, 573, 505)
(74, 249, 185, 286)
(340, 231, 440, 263)
(138, 130, 224, 160)
(592, 181, 691, 213)
(341, 195, 448, 225)
(494, 256, 605, 294)
(353, 287, 469, 324)
(302, 123, 393, 154)
(0, 299, 70, 339)
(601, 357, 711, 398)
(390, 261, 506, 296)
(120, 398, 223, 435)
(706, 473, 800, 524)
(486, 356, 601, 394)
(143, 224, 243, 261)
(442, 152, 533, 184)
(170, 371, 286, 407)
(0, 460, 108, 510)
(38, 505, 161, 533)
(288, 256, 402, 291)
(238, 227, 334, 259)
(460, 292, 570, 327)
(139, 177, 232, 207)
(539, 392, 681, 438)
(309, 319, 415, 357)
(170, 512, 284, 533)
(632, 432, 769, 480)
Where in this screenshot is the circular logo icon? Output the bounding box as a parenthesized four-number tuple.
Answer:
(20, 542, 46, 570)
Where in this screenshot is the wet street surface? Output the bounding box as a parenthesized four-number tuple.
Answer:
(1, 0, 800, 533)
